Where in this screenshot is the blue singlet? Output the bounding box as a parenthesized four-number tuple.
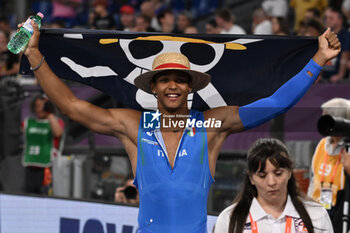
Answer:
(134, 110, 214, 233)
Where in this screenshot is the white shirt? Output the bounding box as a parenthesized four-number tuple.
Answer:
(221, 24, 246, 35)
(343, 0, 350, 11)
(262, 0, 288, 18)
(253, 20, 273, 35)
(214, 196, 333, 233)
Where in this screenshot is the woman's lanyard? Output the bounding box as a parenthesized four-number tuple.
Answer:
(249, 213, 292, 233)
(320, 151, 342, 188)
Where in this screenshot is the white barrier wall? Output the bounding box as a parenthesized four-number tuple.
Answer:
(0, 194, 217, 233)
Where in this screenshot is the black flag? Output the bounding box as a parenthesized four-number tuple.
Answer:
(20, 29, 318, 111)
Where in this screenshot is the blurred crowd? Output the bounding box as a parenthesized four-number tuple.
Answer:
(1, 0, 350, 82)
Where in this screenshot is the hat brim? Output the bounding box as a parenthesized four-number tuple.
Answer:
(134, 68, 211, 94)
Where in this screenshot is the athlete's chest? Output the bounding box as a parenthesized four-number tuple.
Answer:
(161, 131, 184, 168)
(140, 128, 205, 171)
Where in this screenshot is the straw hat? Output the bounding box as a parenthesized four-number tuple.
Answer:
(134, 52, 211, 94)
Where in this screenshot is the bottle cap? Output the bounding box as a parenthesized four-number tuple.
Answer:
(37, 12, 44, 19)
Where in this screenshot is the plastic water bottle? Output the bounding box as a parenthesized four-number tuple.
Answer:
(7, 12, 44, 54)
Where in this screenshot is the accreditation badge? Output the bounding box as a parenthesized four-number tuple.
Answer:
(320, 188, 332, 210)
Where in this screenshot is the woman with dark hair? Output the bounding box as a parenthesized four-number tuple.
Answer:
(271, 17, 290, 35)
(214, 138, 333, 233)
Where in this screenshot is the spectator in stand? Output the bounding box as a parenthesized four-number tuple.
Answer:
(132, 14, 155, 32)
(22, 94, 64, 195)
(262, 0, 288, 18)
(90, 0, 115, 30)
(252, 7, 272, 35)
(177, 11, 192, 34)
(157, 8, 179, 33)
(184, 26, 198, 34)
(304, 19, 325, 36)
(118, 5, 135, 31)
(290, 0, 327, 32)
(296, 21, 307, 36)
(140, 0, 161, 31)
(51, 0, 83, 28)
(271, 17, 290, 35)
(215, 8, 246, 34)
(322, 8, 350, 83)
(304, 8, 322, 24)
(0, 30, 19, 77)
(205, 19, 221, 34)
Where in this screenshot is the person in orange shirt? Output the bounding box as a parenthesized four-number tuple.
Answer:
(307, 97, 350, 232)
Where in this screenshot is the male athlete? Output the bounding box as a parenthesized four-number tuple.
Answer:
(23, 19, 340, 232)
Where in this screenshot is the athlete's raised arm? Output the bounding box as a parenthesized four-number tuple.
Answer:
(206, 28, 341, 137)
(22, 21, 140, 140)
